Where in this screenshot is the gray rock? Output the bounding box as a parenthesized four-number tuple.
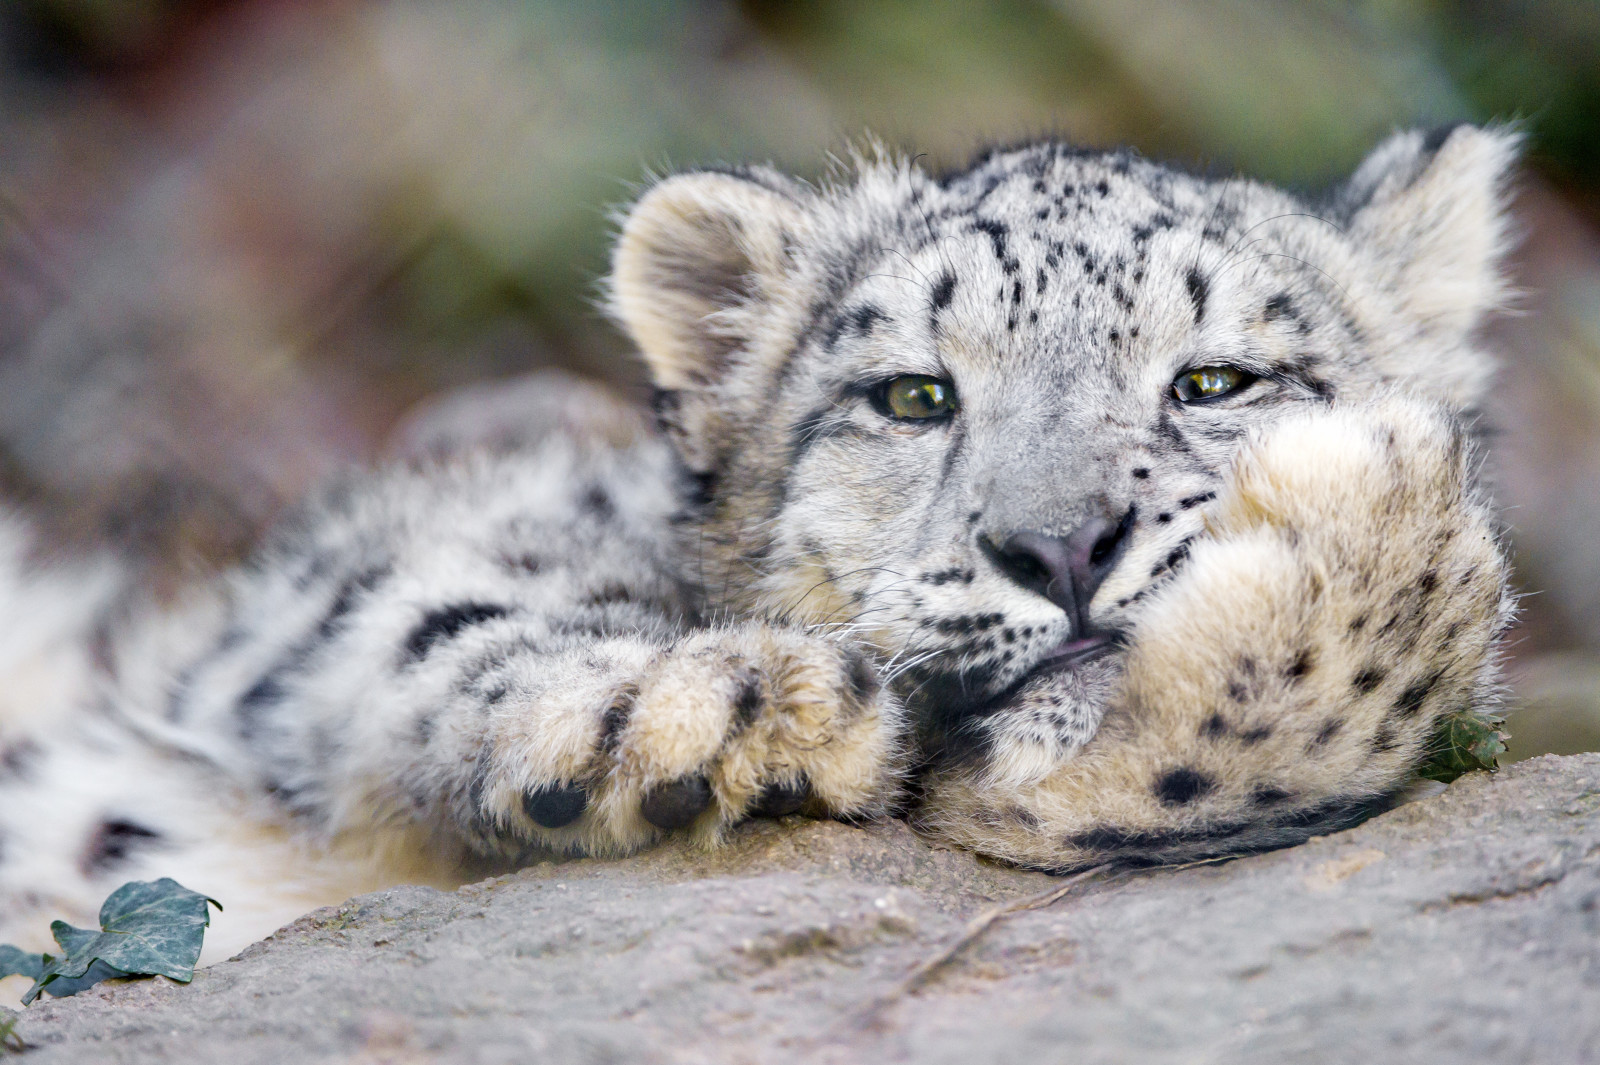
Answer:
(13, 754, 1600, 1064)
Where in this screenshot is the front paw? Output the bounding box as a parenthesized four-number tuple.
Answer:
(918, 395, 1512, 870)
(472, 624, 905, 854)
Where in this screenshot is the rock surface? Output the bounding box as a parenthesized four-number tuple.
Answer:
(11, 754, 1600, 1064)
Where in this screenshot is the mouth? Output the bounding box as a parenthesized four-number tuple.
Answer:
(1027, 630, 1125, 678)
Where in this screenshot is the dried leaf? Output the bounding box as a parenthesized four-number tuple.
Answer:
(1417, 707, 1509, 784)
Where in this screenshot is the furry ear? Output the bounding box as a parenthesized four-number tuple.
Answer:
(609, 170, 811, 393)
(1342, 124, 1521, 342)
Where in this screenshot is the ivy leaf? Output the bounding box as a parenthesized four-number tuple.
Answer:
(1417, 706, 1509, 784)
(0, 946, 44, 984)
(21, 879, 220, 1005)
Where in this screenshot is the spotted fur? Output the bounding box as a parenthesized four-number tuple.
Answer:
(0, 127, 1517, 985)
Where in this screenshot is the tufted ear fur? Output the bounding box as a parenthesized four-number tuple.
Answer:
(1342, 124, 1520, 344)
(609, 170, 811, 394)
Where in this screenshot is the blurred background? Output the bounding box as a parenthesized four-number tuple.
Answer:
(0, 0, 1595, 758)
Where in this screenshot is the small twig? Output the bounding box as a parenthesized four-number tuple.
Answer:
(845, 864, 1112, 1034)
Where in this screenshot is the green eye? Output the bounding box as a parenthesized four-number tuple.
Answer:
(880, 375, 958, 420)
(1172, 366, 1254, 403)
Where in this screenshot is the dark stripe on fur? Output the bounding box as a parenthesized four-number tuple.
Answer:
(404, 603, 513, 663)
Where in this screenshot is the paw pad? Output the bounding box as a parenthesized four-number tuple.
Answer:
(749, 777, 811, 818)
(523, 783, 587, 828)
(640, 775, 712, 830)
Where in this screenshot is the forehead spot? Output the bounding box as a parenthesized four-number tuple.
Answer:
(1185, 268, 1209, 324)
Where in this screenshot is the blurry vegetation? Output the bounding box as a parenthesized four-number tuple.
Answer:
(0, 0, 1596, 754)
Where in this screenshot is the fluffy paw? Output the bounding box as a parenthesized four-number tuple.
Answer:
(467, 623, 905, 855)
(917, 394, 1512, 870)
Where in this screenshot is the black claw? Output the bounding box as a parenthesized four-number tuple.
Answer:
(523, 783, 587, 828)
(750, 777, 811, 818)
(640, 775, 713, 831)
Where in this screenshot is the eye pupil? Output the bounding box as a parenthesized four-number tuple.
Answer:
(882, 376, 957, 420)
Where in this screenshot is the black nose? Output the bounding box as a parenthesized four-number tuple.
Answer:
(983, 508, 1134, 626)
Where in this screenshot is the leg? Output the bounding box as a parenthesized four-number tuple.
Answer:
(915, 395, 1512, 869)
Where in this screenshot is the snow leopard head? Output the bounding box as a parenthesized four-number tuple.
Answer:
(608, 126, 1518, 754)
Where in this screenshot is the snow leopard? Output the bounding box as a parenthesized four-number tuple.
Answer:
(0, 124, 1517, 974)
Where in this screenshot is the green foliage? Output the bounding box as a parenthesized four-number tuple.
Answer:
(1418, 707, 1509, 784)
(0, 879, 219, 1006)
(0, 948, 42, 984)
(0, 1006, 19, 1054)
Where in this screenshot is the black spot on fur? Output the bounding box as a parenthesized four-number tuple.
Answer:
(404, 603, 511, 662)
(502, 552, 544, 575)
(1312, 718, 1344, 746)
(930, 271, 957, 312)
(1394, 671, 1444, 718)
(1132, 467, 1149, 479)
(1006, 805, 1042, 829)
(1286, 649, 1315, 683)
(1154, 767, 1213, 806)
(845, 648, 880, 704)
(236, 673, 287, 735)
(1263, 292, 1296, 321)
(600, 687, 637, 752)
(1372, 722, 1401, 751)
(1185, 267, 1209, 323)
(1239, 725, 1273, 745)
(1352, 665, 1387, 694)
(583, 583, 637, 608)
(850, 305, 888, 337)
(0, 739, 40, 782)
(80, 819, 163, 877)
(972, 218, 1010, 264)
(1251, 785, 1292, 806)
(1201, 713, 1229, 739)
(732, 668, 766, 726)
(1178, 492, 1216, 509)
(582, 485, 614, 519)
(317, 563, 392, 642)
(686, 470, 719, 511)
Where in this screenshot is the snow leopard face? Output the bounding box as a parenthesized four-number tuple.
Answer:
(611, 128, 1512, 758)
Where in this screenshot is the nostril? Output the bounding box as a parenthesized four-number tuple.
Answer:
(980, 534, 1052, 594)
(1088, 507, 1136, 567)
(1088, 530, 1119, 565)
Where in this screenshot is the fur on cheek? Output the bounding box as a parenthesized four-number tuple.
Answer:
(915, 396, 1510, 870)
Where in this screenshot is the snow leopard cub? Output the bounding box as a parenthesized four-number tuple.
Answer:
(0, 125, 1515, 962)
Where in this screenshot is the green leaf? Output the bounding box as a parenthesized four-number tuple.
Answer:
(1417, 706, 1509, 784)
(0, 1005, 21, 1053)
(22, 879, 220, 1005)
(0, 946, 44, 984)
